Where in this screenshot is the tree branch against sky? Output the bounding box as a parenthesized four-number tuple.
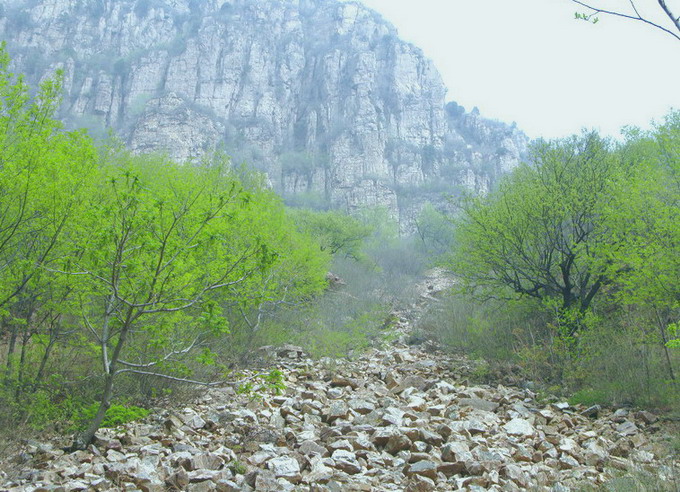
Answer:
(572, 0, 680, 41)
(359, 0, 679, 140)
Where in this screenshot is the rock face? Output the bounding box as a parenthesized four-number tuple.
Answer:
(0, 0, 528, 229)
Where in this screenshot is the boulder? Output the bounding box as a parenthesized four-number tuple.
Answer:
(503, 418, 535, 437)
(266, 456, 301, 483)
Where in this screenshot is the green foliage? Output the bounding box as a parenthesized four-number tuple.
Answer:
(218, 210, 426, 365)
(414, 203, 456, 257)
(566, 308, 679, 407)
(574, 12, 599, 24)
(449, 132, 621, 335)
(236, 369, 285, 397)
(0, 44, 101, 428)
(229, 460, 247, 475)
(358, 206, 400, 248)
(225, 292, 390, 362)
(568, 388, 607, 407)
(0, 42, 98, 310)
(595, 466, 680, 492)
(572, 0, 680, 44)
(0, 48, 330, 445)
(668, 323, 680, 349)
(59, 151, 328, 444)
(78, 403, 150, 428)
(419, 291, 679, 407)
(300, 304, 389, 359)
(596, 114, 680, 336)
(415, 292, 547, 363)
(0, 387, 78, 431)
(291, 209, 373, 261)
(439, 117, 679, 407)
(469, 360, 491, 383)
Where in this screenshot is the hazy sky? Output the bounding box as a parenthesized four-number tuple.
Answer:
(358, 0, 680, 140)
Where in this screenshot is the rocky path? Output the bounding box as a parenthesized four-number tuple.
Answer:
(1, 273, 678, 491)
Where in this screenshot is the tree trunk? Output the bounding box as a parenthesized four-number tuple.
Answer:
(72, 308, 134, 450)
(71, 371, 114, 450)
(661, 340, 676, 381)
(33, 337, 56, 390)
(15, 325, 31, 397)
(655, 310, 676, 381)
(4, 323, 18, 384)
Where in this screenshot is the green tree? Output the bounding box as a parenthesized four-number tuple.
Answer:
(603, 116, 679, 308)
(414, 203, 455, 256)
(291, 209, 373, 261)
(0, 44, 98, 387)
(0, 47, 332, 437)
(64, 154, 288, 448)
(221, 186, 331, 355)
(597, 113, 680, 373)
(0, 45, 97, 310)
(449, 132, 622, 336)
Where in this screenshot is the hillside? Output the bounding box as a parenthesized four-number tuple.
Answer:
(2, 279, 677, 491)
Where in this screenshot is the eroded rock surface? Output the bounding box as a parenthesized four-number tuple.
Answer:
(2, 0, 528, 230)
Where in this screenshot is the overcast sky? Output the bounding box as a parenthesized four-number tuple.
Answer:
(358, 0, 680, 140)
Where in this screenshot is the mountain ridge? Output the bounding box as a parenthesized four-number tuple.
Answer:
(0, 0, 528, 230)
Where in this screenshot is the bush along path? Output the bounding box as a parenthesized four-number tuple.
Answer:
(1, 276, 678, 491)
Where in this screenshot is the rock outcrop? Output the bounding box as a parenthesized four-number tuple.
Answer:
(0, 0, 528, 230)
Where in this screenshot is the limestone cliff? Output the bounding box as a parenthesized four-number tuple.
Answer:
(0, 0, 528, 229)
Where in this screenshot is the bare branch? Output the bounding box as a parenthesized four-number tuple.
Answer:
(658, 0, 680, 31)
(118, 338, 201, 368)
(80, 311, 102, 343)
(628, 0, 642, 19)
(572, 0, 680, 41)
(115, 369, 222, 386)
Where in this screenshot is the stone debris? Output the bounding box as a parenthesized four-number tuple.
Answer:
(1, 323, 678, 490)
(580, 404, 602, 418)
(503, 418, 535, 437)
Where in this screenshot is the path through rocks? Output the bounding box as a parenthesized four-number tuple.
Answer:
(1, 270, 678, 491)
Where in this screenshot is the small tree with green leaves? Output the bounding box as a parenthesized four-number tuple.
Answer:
(595, 113, 680, 377)
(449, 132, 622, 338)
(0, 47, 332, 438)
(291, 209, 373, 261)
(220, 188, 331, 360)
(64, 154, 289, 448)
(414, 203, 456, 256)
(0, 44, 98, 389)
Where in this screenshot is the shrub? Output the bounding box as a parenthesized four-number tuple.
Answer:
(568, 388, 608, 407)
(424, 291, 679, 409)
(77, 403, 150, 429)
(415, 293, 547, 363)
(564, 310, 679, 408)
